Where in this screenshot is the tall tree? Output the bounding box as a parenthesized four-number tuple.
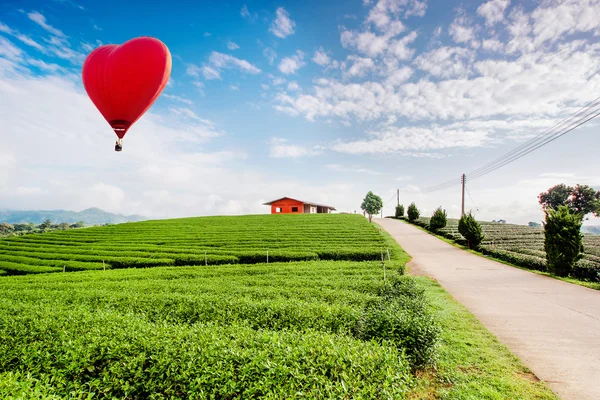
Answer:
(361, 191, 383, 223)
(539, 184, 600, 220)
(544, 205, 584, 277)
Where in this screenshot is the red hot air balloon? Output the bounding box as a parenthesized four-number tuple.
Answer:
(82, 37, 172, 151)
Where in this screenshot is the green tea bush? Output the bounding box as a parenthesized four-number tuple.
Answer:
(355, 276, 439, 368)
(395, 204, 405, 218)
(458, 213, 484, 249)
(429, 207, 447, 232)
(407, 203, 420, 221)
(544, 205, 584, 277)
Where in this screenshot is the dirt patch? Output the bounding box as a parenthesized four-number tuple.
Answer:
(518, 371, 541, 382)
(407, 260, 431, 277)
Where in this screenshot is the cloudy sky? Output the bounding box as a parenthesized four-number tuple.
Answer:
(1, 0, 599, 224)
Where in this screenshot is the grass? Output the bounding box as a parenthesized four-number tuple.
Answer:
(404, 218, 600, 291)
(378, 220, 558, 399)
(408, 278, 557, 399)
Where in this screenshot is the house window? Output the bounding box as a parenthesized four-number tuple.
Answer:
(291, 206, 299, 212)
(275, 207, 282, 213)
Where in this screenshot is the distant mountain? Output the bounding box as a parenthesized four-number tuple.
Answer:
(582, 225, 600, 235)
(0, 208, 147, 225)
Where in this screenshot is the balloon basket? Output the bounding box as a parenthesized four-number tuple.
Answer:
(115, 138, 123, 152)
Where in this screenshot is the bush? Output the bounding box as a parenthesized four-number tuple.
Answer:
(355, 276, 439, 369)
(458, 213, 484, 249)
(544, 205, 583, 277)
(429, 207, 447, 232)
(395, 204, 405, 218)
(407, 203, 420, 221)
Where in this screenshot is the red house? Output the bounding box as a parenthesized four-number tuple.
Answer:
(263, 197, 336, 214)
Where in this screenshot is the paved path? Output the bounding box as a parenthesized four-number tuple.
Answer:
(376, 218, 600, 400)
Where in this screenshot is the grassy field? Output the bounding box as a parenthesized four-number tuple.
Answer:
(0, 214, 557, 398)
(408, 216, 600, 284)
(0, 214, 390, 275)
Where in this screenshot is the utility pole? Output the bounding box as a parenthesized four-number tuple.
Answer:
(397, 189, 399, 206)
(461, 174, 466, 218)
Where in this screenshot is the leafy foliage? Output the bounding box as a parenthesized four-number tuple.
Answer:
(539, 184, 600, 219)
(458, 213, 484, 249)
(407, 203, 420, 221)
(395, 204, 405, 218)
(544, 205, 584, 277)
(429, 207, 447, 232)
(361, 191, 383, 222)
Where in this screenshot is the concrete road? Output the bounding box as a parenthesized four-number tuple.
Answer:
(376, 218, 600, 400)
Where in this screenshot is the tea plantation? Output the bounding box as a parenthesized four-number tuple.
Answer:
(410, 217, 600, 282)
(0, 214, 388, 275)
(0, 214, 558, 398)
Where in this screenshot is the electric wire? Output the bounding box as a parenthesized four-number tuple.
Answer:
(420, 97, 600, 192)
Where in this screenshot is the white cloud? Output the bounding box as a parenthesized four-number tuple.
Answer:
(331, 124, 490, 155)
(209, 51, 261, 74)
(240, 5, 258, 22)
(413, 46, 474, 78)
(163, 94, 193, 105)
(269, 7, 296, 38)
(270, 75, 286, 86)
(230, 85, 239, 91)
(449, 11, 478, 47)
(227, 41, 240, 50)
(287, 81, 300, 91)
(186, 64, 202, 77)
(482, 38, 504, 52)
(202, 65, 221, 80)
(384, 66, 412, 86)
(0, 21, 44, 52)
(268, 138, 320, 158)
(325, 164, 382, 175)
(477, 0, 510, 27)
(27, 11, 65, 37)
(341, 29, 417, 60)
(263, 47, 277, 64)
(312, 47, 330, 66)
(531, 0, 600, 46)
(279, 51, 305, 75)
(344, 55, 375, 78)
(0, 37, 23, 60)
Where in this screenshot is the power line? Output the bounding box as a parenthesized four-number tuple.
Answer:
(421, 97, 600, 192)
(465, 185, 479, 214)
(468, 98, 600, 181)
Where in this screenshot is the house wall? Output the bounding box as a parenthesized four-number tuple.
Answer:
(270, 199, 305, 214)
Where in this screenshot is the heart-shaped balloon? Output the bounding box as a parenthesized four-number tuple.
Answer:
(82, 37, 171, 146)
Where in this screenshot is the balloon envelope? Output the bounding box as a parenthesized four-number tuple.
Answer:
(82, 37, 172, 139)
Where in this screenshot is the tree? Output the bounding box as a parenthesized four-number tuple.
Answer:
(544, 205, 583, 277)
(539, 184, 572, 211)
(458, 212, 484, 249)
(429, 207, 447, 232)
(570, 184, 600, 217)
(528, 221, 542, 228)
(407, 203, 420, 221)
(58, 222, 70, 230)
(0, 222, 14, 235)
(395, 204, 404, 218)
(539, 184, 600, 220)
(361, 191, 383, 223)
(38, 219, 52, 231)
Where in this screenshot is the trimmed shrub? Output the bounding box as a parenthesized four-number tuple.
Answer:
(407, 203, 420, 221)
(395, 204, 405, 218)
(458, 213, 484, 249)
(544, 205, 584, 277)
(429, 207, 447, 232)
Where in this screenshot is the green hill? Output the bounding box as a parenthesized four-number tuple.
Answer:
(0, 214, 389, 274)
(0, 207, 146, 225)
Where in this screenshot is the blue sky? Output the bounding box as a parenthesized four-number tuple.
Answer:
(1, 0, 600, 224)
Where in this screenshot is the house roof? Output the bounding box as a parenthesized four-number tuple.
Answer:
(263, 197, 336, 210)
